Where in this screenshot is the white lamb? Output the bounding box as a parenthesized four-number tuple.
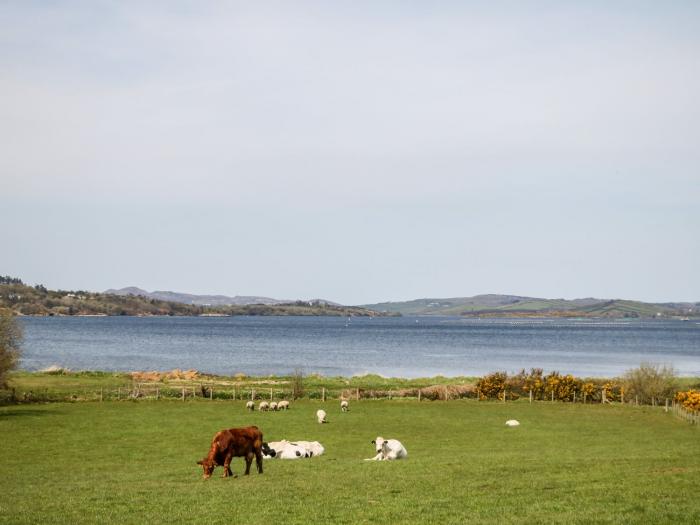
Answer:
(340, 400, 349, 412)
(259, 401, 270, 411)
(316, 409, 327, 424)
(505, 419, 520, 427)
(246, 401, 255, 411)
(269, 401, 278, 411)
(365, 437, 407, 461)
(277, 400, 290, 410)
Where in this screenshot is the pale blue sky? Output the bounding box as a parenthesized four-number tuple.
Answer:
(2, 1, 699, 304)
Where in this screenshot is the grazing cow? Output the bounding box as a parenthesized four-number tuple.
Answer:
(364, 437, 407, 461)
(316, 409, 327, 424)
(259, 401, 270, 411)
(246, 401, 255, 411)
(277, 400, 290, 410)
(197, 426, 264, 479)
(340, 400, 349, 412)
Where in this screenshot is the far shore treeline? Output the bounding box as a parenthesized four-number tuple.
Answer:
(0, 277, 394, 317)
(2, 275, 698, 319)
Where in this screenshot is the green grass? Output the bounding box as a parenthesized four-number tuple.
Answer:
(1, 399, 698, 524)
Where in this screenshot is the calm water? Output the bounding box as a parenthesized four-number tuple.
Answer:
(17, 316, 700, 378)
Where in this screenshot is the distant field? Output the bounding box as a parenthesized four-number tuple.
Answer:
(1, 399, 698, 524)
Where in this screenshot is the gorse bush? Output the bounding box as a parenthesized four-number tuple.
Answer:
(674, 390, 700, 411)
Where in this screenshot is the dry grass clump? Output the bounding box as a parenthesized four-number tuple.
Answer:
(130, 369, 200, 382)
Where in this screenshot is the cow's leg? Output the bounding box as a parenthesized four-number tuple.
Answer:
(244, 452, 253, 475)
(222, 453, 234, 477)
(255, 449, 264, 474)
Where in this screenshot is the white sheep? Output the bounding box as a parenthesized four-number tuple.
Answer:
(505, 419, 520, 427)
(316, 409, 327, 424)
(246, 401, 255, 411)
(259, 401, 270, 411)
(364, 437, 407, 461)
(340, 400, 349, 412)
(277, 400, 290, 410)
(270, 401, 278, 411)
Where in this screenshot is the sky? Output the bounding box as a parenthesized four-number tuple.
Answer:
(2, 1, 699, 305)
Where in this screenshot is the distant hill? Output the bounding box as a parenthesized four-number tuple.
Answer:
(363, 295, 699, 319)
(104, 287, 290, 306)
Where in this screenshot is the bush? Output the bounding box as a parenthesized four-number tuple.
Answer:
(0, 308, 23, 389)
(291, 368, 304, 400)
(675, 390, 700, 411)
(622, 363, 678, 404)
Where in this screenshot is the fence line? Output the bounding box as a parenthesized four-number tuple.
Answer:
(2, 383, 698, 425)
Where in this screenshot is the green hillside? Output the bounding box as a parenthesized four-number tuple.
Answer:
(364, 295, 698, 319)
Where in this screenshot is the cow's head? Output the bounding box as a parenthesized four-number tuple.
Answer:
(261, 442, 276, 458)
(197, 458, 215, 479)
(371, 437, 386, 455)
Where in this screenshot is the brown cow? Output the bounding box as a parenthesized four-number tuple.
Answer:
(196, 426, 264, 479)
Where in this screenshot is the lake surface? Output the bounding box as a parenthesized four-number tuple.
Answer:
(17, 316, 700, 378)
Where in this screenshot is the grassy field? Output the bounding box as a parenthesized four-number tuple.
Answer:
(1, 399, 698, 524)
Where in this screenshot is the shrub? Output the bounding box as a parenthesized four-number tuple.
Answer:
(0, 308, 23, 389)
(675, 390, 700, 411)
(291, 368, 304, 400)
(622, 363, 678, 404)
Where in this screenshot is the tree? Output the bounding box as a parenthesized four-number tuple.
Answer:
(0, 308, 23, 389)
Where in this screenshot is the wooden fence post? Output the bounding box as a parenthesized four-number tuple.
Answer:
(192, 387, 196, 399)
(100, 388, 103, 402)
(583, 392, 586, 404)
(182, 387, 185, 401)
(418, 389, 421, 402)
(602, 388, 606, 404)
(270, 388, 273, 401)
(551, 391, 554, 402)
(210, 387, 214, 400)
(252, 389, 255, 401)
(635, 395, 638, 406)
(529, 390, 533, 403)
(503, 390, 506, 403)
(356, 388, 359, 401)
(573, 391, 576, 404)
(665, 398, 669, 412)
(117, 387, 121, 400)
(322, 387, 326, 402)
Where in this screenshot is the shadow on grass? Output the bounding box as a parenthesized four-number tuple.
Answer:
(0, 408, 55, 419)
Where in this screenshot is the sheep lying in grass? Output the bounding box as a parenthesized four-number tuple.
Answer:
(364, 437, 407, 461)
(277, 400, 290, 410)
(259, 401, 270, 411)
(340, 400, 349, 412)
(316, 409, 327, 424)
(505, 419, 520, 427)
(270, 401, 278, 411)
(246, 401, 255, 411)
